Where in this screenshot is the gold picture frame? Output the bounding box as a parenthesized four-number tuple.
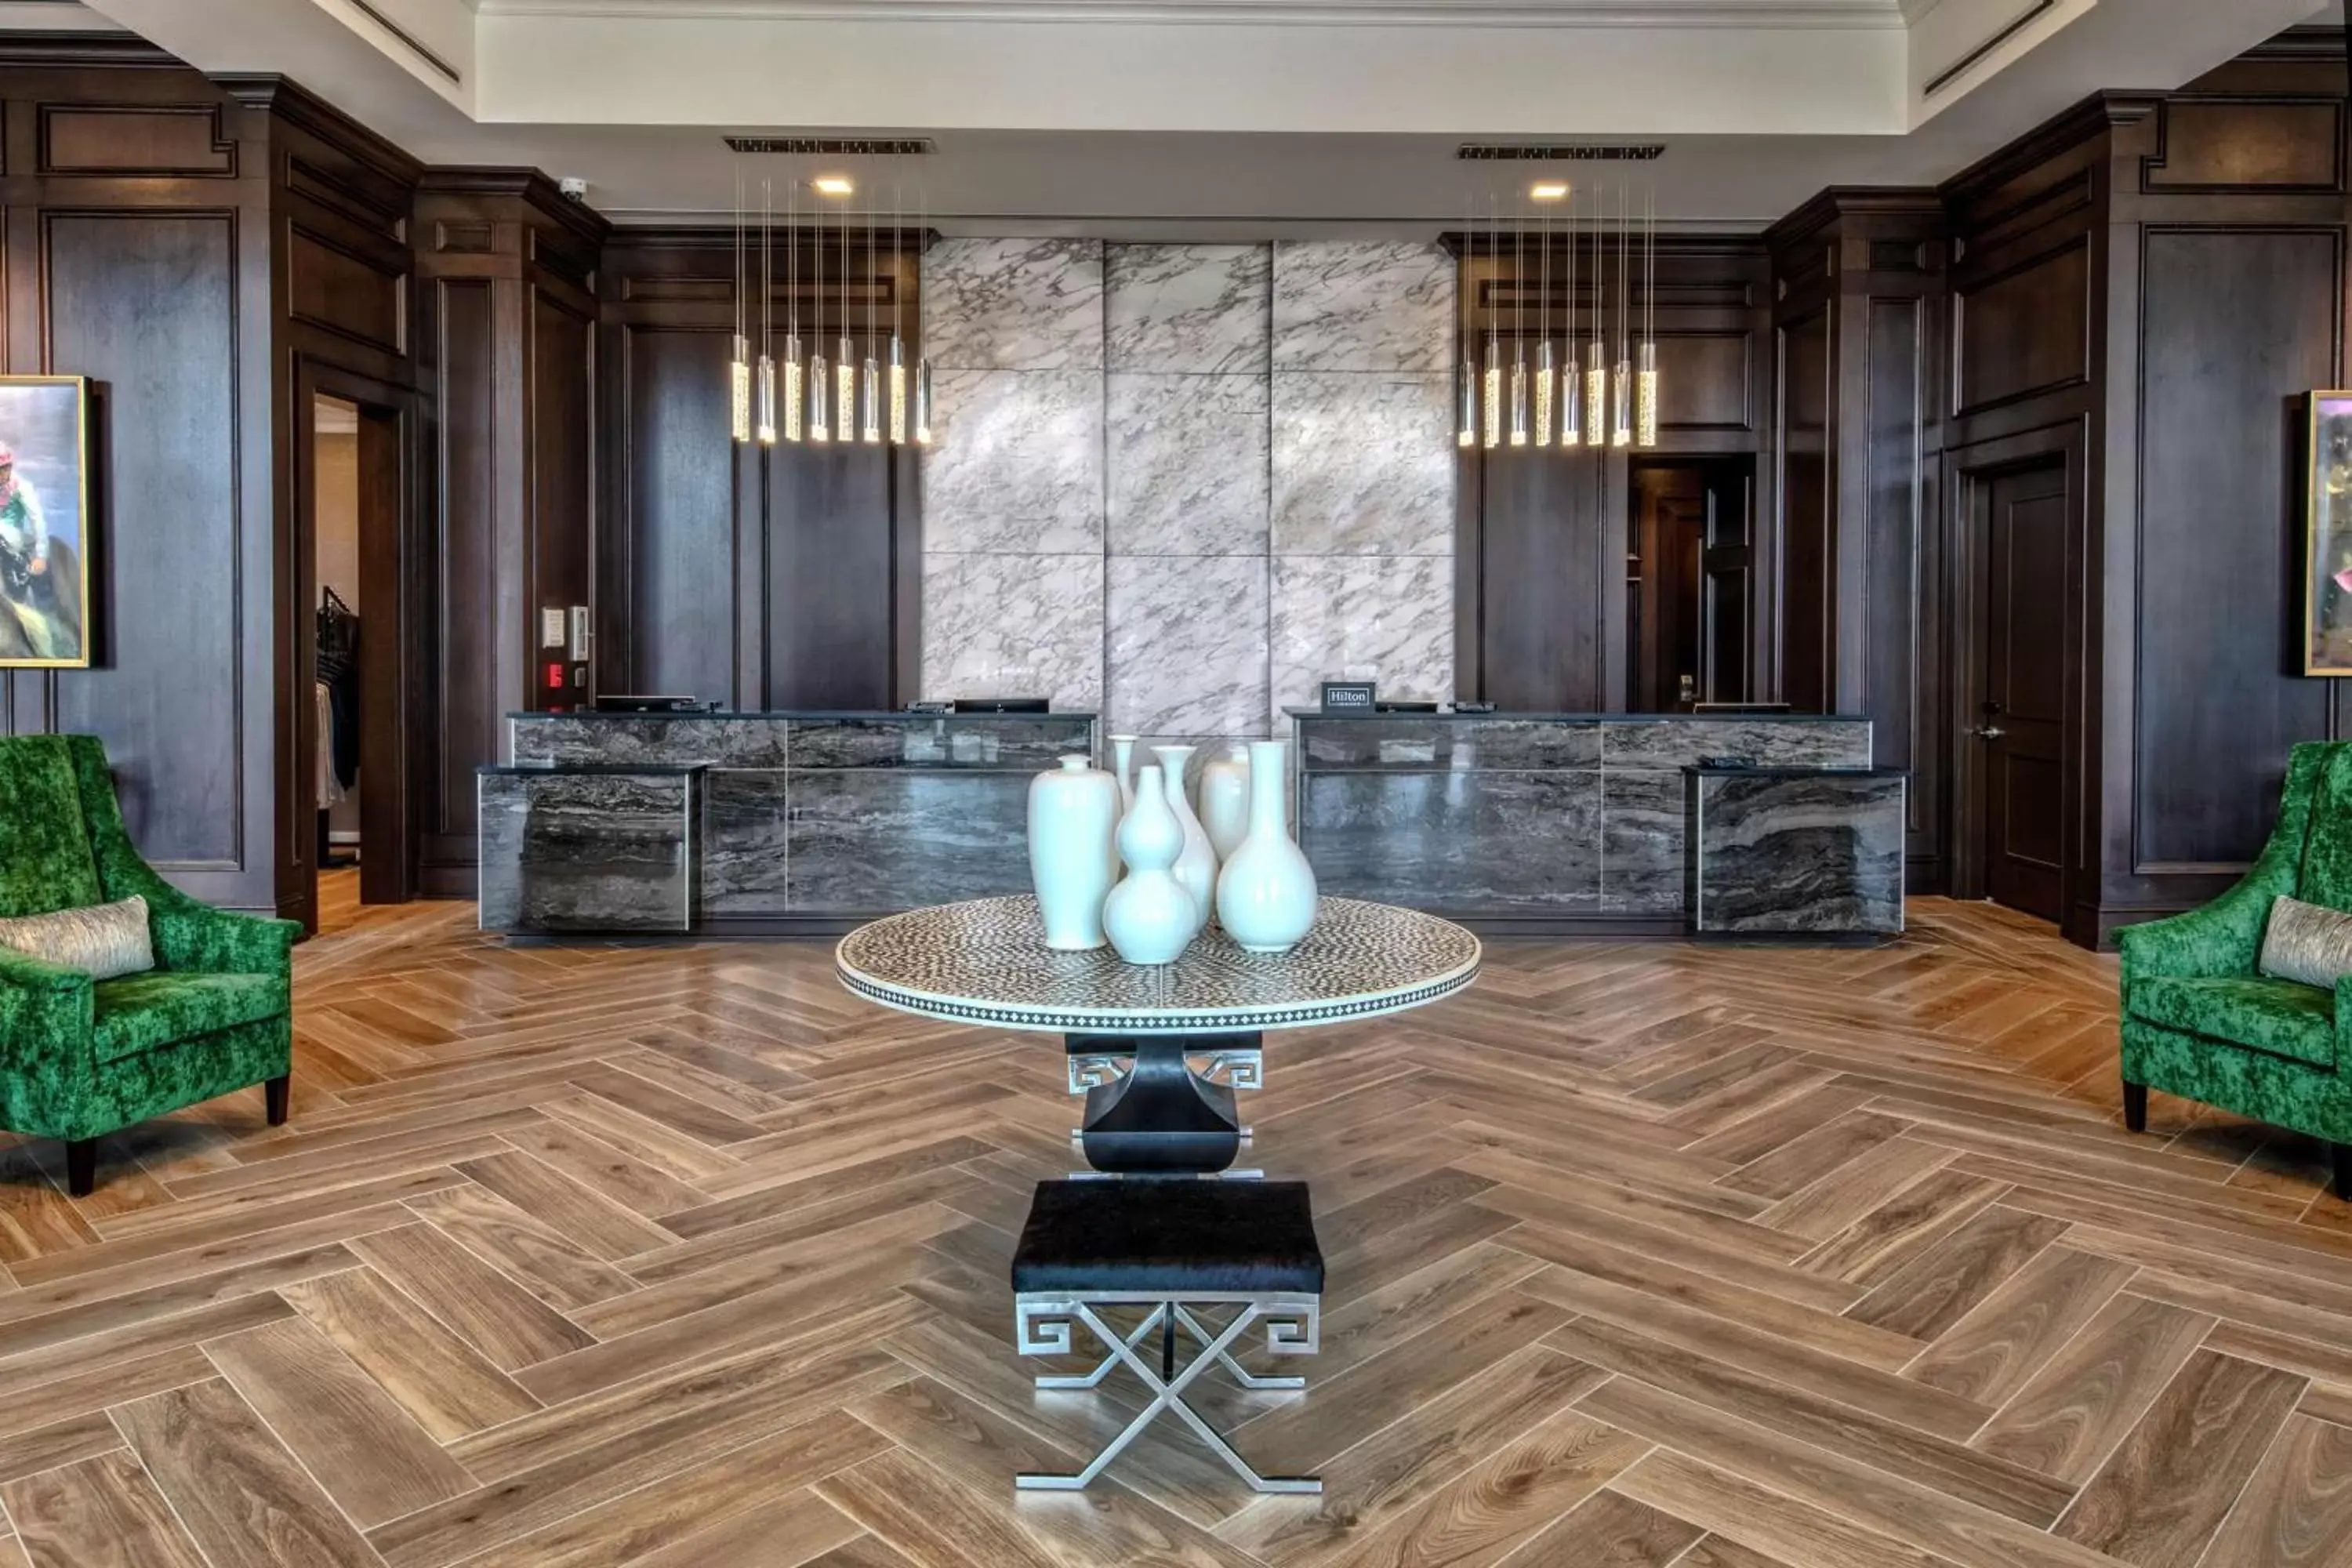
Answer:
(0, 375, 91, 670)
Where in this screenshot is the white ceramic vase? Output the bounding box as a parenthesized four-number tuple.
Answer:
(1027, 755, 1117, 951)
(1215, 740, 1318, 954)
(1102, 765, 1196, 965)
(1109, 735, 1139, 816)
(1152, 743, 1217, 935)
(1198, 744, 1251, 862)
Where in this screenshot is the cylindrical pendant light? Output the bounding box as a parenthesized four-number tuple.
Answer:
(913, 184, 934, 446)
(808, 191, 832, 444)
(1508, 201, 1528, 448)
(1481, 197, 1501, 450)
(1561, 186, 1581, 448)
(1635, 187, 1659, 448)
(783, 173, 804, 441)
(1584, 186, 1607, 449)
(887, 186, 908, 445)
(1611, 180, 1633, 448)
(835, 197, 855, 441)
(860, 198, 882, 445)
(1533, 196, 1552, 448)
(755, 177, 778, 445)
(1456, 196, 1476, 448)
(729, 162, 752, 445)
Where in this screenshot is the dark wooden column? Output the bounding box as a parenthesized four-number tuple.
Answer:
(1766, 191, 1949, 889)
(413, 172, 608, 898)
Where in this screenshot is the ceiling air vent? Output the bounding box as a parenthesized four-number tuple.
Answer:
(723, 137, 936, 156)
(1457, 143, 1664, 162)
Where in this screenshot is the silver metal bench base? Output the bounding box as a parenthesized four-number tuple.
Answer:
(1013, 1290, 1321, 1494)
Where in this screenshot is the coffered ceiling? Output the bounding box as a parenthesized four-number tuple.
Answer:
(62, 0, 2339, 228)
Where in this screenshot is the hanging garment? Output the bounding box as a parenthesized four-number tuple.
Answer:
(318, 590, 361, 789)
(315, 681, 344, 808)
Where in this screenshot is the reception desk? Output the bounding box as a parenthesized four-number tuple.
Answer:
(479, 710, 1098, 935)
(1291, 710, 1892, 935)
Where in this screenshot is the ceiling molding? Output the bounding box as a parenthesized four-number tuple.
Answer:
(475, 0, 1906, 28)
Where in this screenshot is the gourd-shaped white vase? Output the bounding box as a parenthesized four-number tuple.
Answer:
(1215, 740, 1318, 954)
(1198, 744, 1251, 862)
(1109, 735, 1139, 815)
(1027, 755, 1117, 951)
(1102, 765, 1196, 966)
(1152, 743, 1217, 936)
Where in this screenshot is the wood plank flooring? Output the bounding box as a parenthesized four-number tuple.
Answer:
(0, 877, 2346, 1565)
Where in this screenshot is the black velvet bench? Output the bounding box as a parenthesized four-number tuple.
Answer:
(1010, 1177, 1325, 1494)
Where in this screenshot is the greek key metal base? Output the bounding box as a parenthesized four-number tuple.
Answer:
(1065, 1042, 1265, 1095)
(1014, 1290, 1322, 1494)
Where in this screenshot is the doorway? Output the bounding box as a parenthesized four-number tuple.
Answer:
(297, 378, 410, 927)
(1966, 458, 2068, 922)
(1628, 459, 1752, 711)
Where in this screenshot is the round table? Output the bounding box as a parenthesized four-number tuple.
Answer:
(835, 895, 1480, 1173)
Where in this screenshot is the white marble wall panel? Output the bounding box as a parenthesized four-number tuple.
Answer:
(1107, 554, 1269, 739)
(924, 368, 1104, 554)
(1271, 555, 1454, 731)
(1272, 241, 1454, 374)
(922, 238, 1104, 370)
(922, 552, 1104, 711)
(1107, 373, 1268, 556)
(1271, 371, 1453, 557)
(1107, 245, 1269, 375)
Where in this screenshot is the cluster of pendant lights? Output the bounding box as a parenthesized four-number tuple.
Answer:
(1457, 181, 1658, 452)
(728, 165, 931, 449)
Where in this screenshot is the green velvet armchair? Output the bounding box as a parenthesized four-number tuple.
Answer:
(2119, 740, 2352, 1196)
(0, 735, 297, 1195)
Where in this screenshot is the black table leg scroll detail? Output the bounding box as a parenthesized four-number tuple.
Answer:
(1075, 1032, 1247, 1173)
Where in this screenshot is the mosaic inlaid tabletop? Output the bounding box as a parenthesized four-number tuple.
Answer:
(834, 895, 1482, 1035)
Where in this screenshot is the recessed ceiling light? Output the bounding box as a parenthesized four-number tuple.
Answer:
(813, 175, 854, 197)
(1530, 181, 1569, 201)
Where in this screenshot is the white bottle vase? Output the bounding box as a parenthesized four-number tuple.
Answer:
(1198, 743, 1251, 862)
(1215, 740, 1318, 954)
(1153, 743, 1217, 935)
(1109, 735, 1138, 815)
(1027, 755, 1117, 951)
(1102, 765, 1196, 965)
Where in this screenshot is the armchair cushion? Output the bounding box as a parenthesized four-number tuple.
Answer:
(92, 971, 289, 1065)
(0, 739, 102, 918)
(2128, 974, 2336, 1070)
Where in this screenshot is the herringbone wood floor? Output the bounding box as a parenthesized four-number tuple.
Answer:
(0, 879, 2347, 1566)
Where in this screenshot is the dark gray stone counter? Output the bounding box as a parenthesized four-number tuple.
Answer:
(1686, 767, 1907, 936)
(484, 711, 1098, 935)
(477, 766, 701, 934)
(1292, 711, 1877, 933)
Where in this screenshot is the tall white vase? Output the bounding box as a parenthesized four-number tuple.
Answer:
(1198, 744, 1251, 861)
(1109, 735, 1138, 815)
(1102, 765, 1196, 965)
(1152, 744, 1216, 935)
(1216, 740, 1318, 954)
(1027, 755, 1117, 951)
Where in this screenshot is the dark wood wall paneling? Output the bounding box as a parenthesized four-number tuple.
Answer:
(0, 42, 425, 925)
(597, 230, 923, 714)
(1765, 193, 1949, 888)
(1450, 235, 1774, 712)
(1768, 28, 2351, 944)
(414, 172, 607, 895)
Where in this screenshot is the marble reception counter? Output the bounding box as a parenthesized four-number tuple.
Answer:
(1290, 711, 1885, 934)
(479, 710, 1099, 935)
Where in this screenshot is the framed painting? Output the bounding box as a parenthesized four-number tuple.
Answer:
(0, 376, 90, 669)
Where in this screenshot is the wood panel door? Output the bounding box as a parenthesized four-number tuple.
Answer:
(1973, 459, 2067, 921)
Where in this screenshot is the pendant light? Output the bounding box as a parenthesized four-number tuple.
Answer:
(887, 184, 908, 445)
(913, 186, 934, 445)
(1612, 180, 1633, 448)
(755, 177, 778, 445)
(1534, 194, 1553, 449)
(835, 196, 856, 441)
(729, 162, 752, 445)
(860, 198, 882, 445)
(1480, 195, 1501, 451)
(808, 187, 832, 444)
(783, 173, 804, 441)
(1635, 187, 1659, 449)
(1508, 201, 1528, 448)
(1455, 194, 1473, 448)
(1584, 183, 1606, 453)
(1561, 185, 1581, 448)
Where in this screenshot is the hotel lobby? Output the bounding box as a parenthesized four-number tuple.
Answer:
(2, 0, 2352, 1562)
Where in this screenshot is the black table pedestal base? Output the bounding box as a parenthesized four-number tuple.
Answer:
(1074, 1032, 1250, 1174)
